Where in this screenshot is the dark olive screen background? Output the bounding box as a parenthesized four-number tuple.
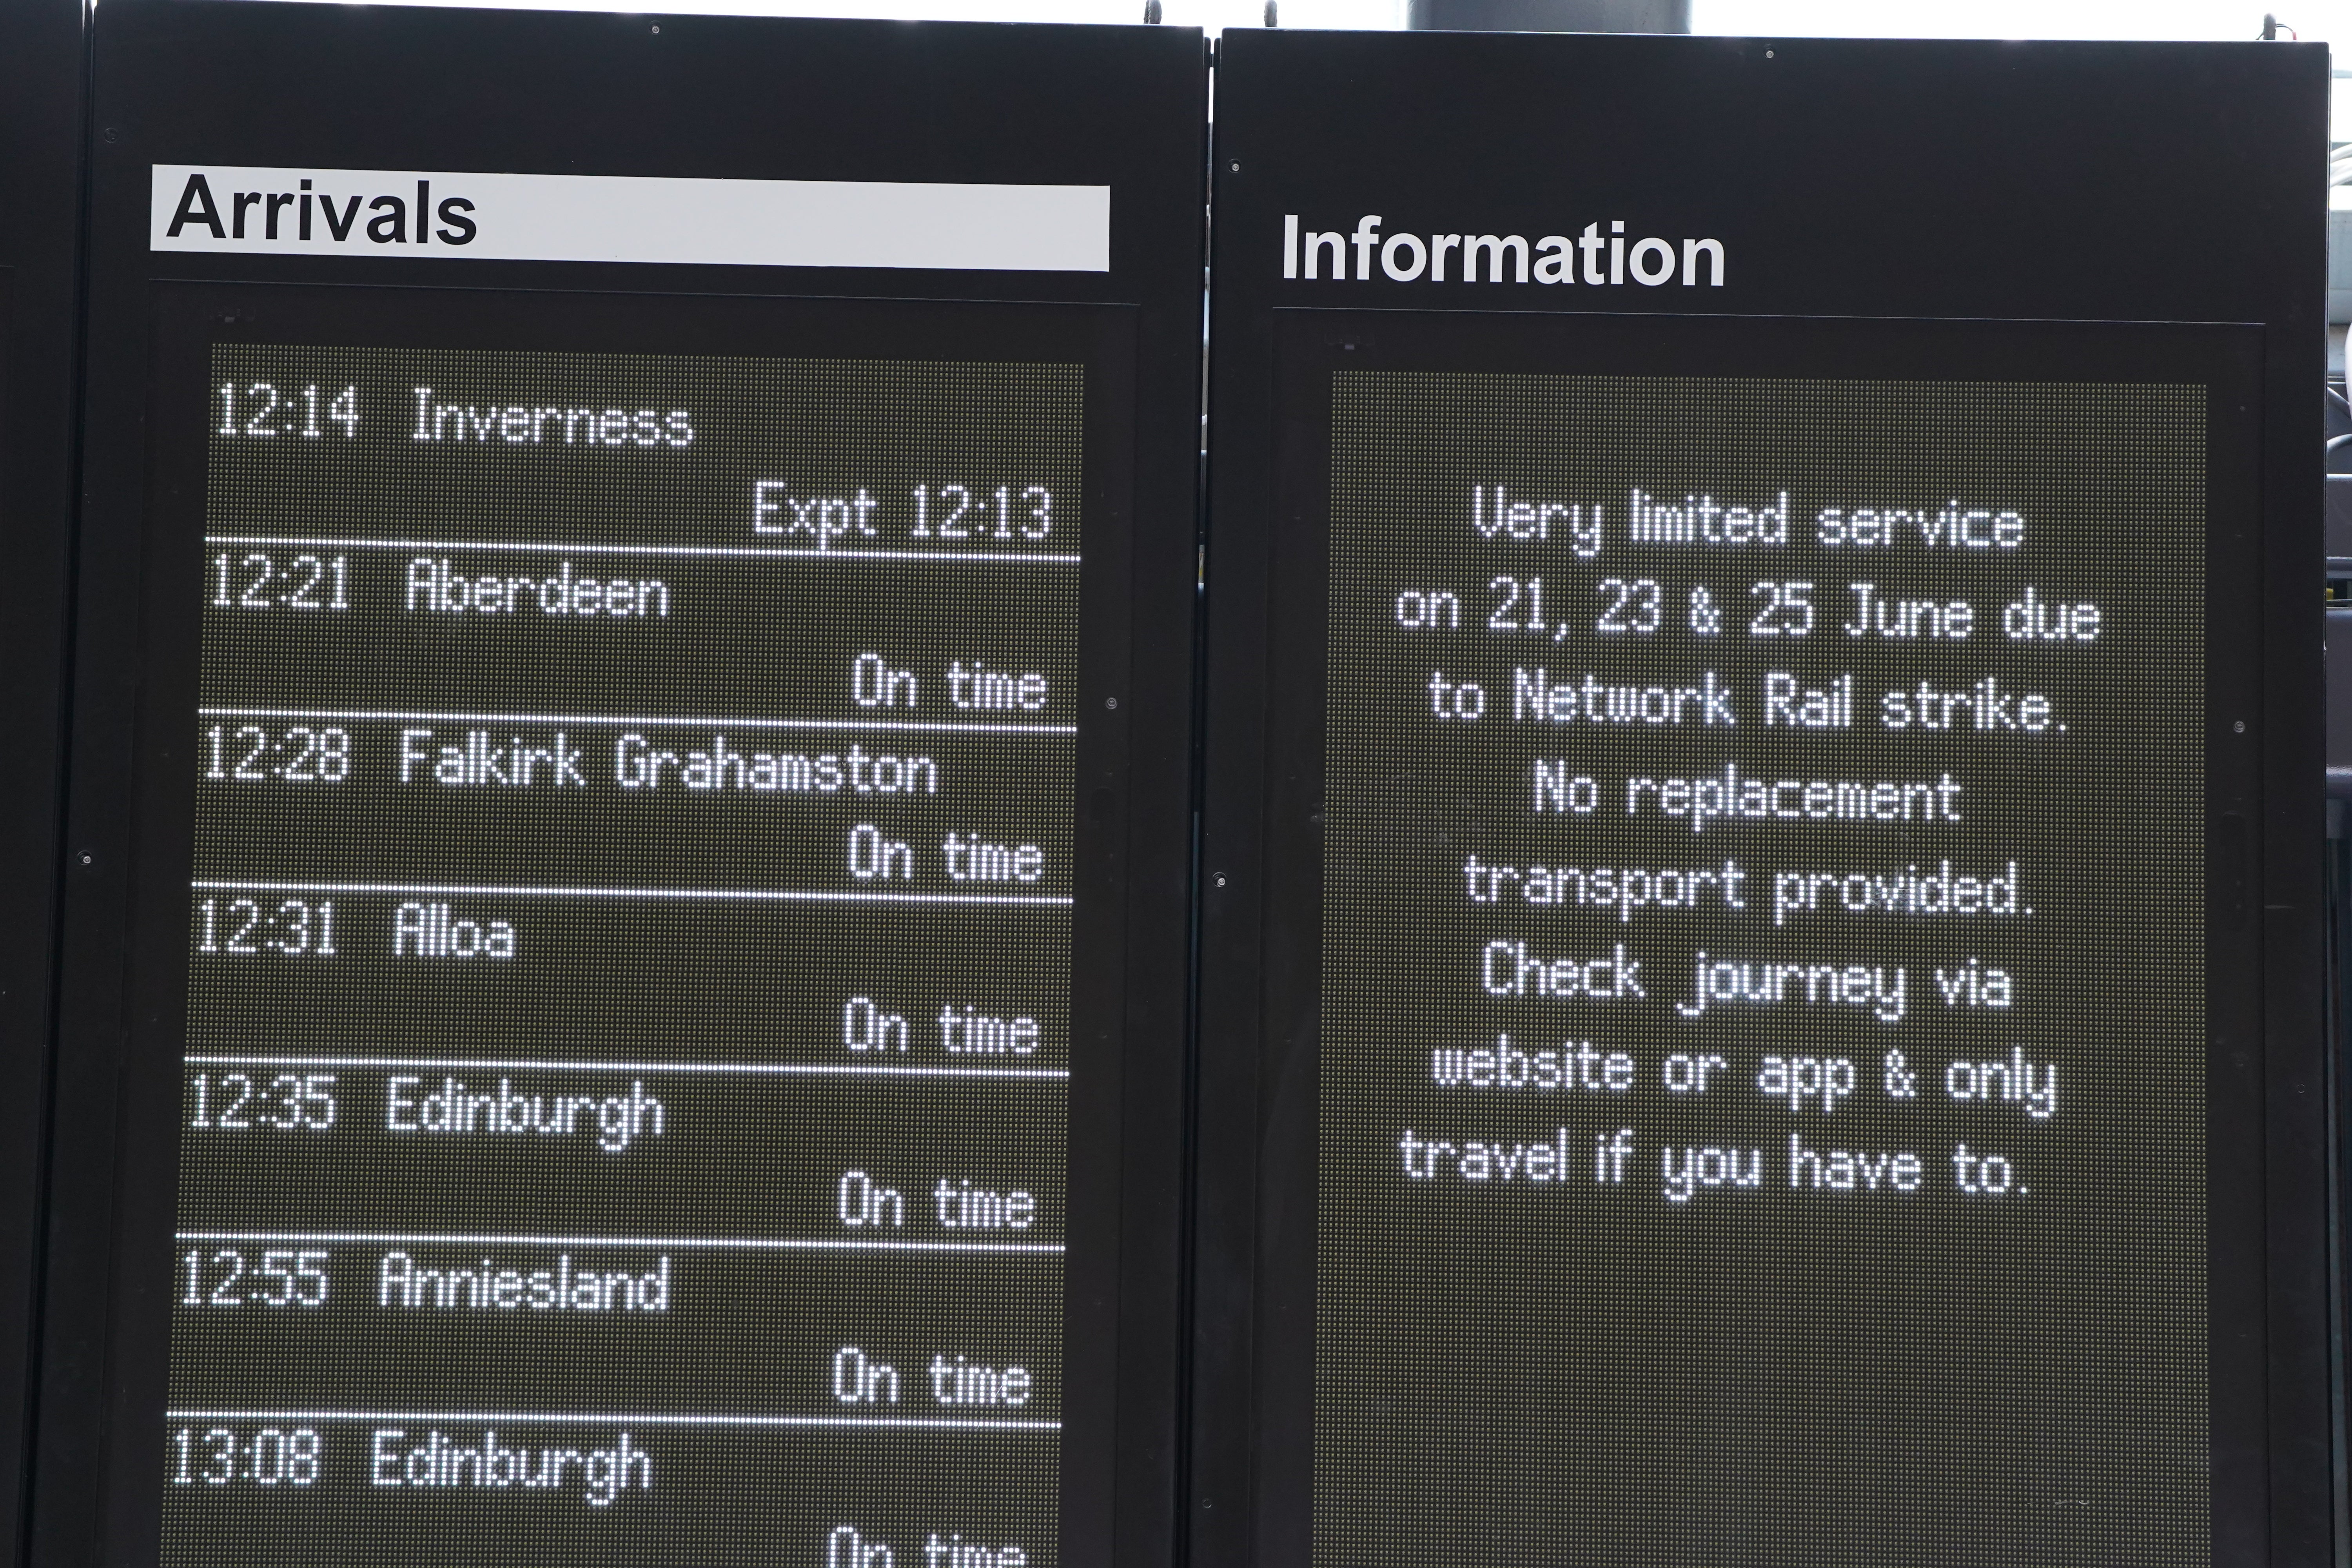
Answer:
(1303, 320, 2230, 1566)
(159, 330, 1095, 1567)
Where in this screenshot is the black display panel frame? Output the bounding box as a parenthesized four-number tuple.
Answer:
(36, 7, 1207, 1567)
(1194, 29, 2330, 1568)
(0, 2, 85, 1565)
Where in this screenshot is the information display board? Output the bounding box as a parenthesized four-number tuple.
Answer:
(1195, 31, 2329, 1567)
(36, 10, 1203, 1568)
(0, 2, 86, 1562)
(1299, 313, 2249, 1563)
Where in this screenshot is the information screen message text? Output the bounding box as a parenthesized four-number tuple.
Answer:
(1313, 365, 2210, 1565)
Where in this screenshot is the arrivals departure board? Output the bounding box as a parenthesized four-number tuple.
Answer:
(1222, 310, 2269, 1567)
(40, 10, 1221, 1568)
(42, 14, 1204, 1568)
(150, 298, 1123, 1567)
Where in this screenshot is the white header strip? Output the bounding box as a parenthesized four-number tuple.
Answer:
(151, 165, 1109, 272)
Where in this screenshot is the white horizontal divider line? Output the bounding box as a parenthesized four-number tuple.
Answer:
(192, 879, 1071, 907)
(196, 706, 1075, 736)
(176, 1231, 1062, 1254)
(205, 533, 1080, 566)
(165, 1408, 1061, 1433)
(185, 1053, 1066, 1080)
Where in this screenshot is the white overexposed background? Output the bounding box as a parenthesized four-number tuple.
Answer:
(200, 0, 2348, 149)
(178, 0, 2352, 224)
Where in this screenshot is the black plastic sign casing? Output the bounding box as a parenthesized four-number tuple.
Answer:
(0, 3, 85, 1566)
(1196, 29, 2328, 1567)
(35, 8, 1206, 1566)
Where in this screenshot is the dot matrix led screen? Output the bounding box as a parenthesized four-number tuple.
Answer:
(165, 338, 1084, 1567)
(1307, 329, 2222, 1564)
